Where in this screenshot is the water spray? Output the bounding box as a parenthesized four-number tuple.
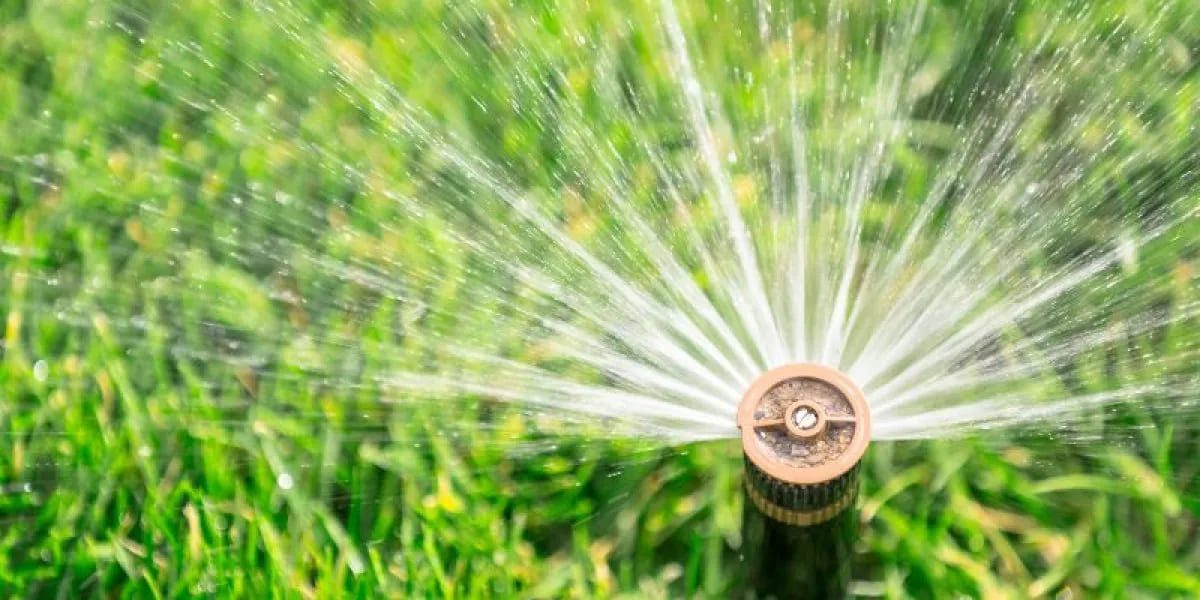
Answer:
(737, 364, 870, 599)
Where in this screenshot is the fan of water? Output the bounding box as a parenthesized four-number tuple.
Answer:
(3, 0, 1199, 459)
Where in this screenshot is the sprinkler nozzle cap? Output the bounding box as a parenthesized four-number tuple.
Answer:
(737, 363, 870, 485)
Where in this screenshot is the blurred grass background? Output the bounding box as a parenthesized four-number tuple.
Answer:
(2, 0, 1199, 597)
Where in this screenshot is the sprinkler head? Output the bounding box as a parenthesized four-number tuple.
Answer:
(737, 363, 870, 525)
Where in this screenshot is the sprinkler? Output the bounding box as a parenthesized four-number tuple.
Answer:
(737, 364, 871, 599)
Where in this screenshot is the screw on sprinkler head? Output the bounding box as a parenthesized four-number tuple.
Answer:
(737, 363, 870, 524)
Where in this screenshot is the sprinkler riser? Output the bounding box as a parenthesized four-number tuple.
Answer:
(741, 488, 857, 599)
(736, 364, 870, 600)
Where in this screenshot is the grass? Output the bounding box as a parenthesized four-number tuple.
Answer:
(2, 0, 1199, 597)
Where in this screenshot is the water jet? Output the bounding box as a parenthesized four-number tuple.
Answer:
(738, 364, 870, 599)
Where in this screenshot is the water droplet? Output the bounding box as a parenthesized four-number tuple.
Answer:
(32, 360, 48, 382)
(276, 473, 294, 490)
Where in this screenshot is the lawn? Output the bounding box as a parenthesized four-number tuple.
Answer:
(1, 0, 1199, 597)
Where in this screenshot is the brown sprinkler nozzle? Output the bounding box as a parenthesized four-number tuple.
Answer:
(737, 363, 871, 525)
